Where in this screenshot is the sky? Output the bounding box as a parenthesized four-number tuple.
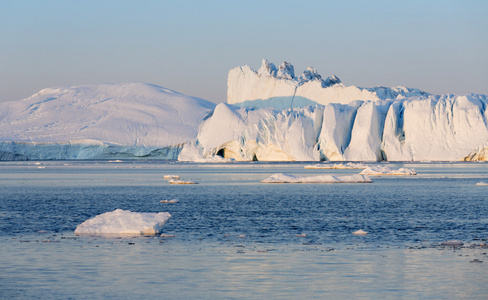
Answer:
(1, 0, 487, 103)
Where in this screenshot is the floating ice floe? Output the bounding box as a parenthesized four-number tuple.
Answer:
(440, 240, 464, 247)
(352, 229, 368, 235)
(168, 179, 198, 185)
(475, 182, 488, 186)
(304, 163, 367, 169)
(261, 173, 372, 183)
(160, 233, 176, 238)
(74, 209, 171, 236)
(470, 259, 483, 263)
(163, 175, 180, 180)
(160, 199, 179, 204)
(360, 166, 417, 176)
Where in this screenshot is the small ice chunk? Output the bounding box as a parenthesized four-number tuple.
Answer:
(160, 199, 179, 203)
(261, 173, 372, 183)
(470, 259, 483, 263)
(164, 175, 180, 180)
(440, 240, 464, 247)
(74, 209, 171, 236)
(160, 233, 175, 238)
(296, 233, 307, 237)
(475, 182, 488, 186)
(168, 179, 198, 184)
(360, 166, 417, 176)
(352, 229, 368, 235)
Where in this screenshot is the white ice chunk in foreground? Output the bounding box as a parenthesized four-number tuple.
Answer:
(261, 173, 372, 183)
(74, 209, 171, 236)
(360, 166, 417, 176)
(475, 182, 488, 186)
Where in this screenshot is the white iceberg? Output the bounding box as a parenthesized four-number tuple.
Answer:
(0, 83, 215, 160)
(163, 175, 180, 180)
(261, 173, 372, 183)
(74, 209, 171, 236)
(304, 162, 367, 169)
(360, 166, 417, 176)
(475, 182, 488, 186)
(228, 59, 427, 108)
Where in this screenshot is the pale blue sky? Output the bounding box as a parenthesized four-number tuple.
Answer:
(1, 0, 487, 103)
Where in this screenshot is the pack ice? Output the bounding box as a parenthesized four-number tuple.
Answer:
(0, 83, 215, 160)
(181, 59, 488, 162)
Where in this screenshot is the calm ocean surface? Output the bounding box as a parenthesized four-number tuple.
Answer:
(1, 161, 487, 299)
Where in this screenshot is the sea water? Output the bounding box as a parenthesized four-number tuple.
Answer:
(0, 161, 487, 299)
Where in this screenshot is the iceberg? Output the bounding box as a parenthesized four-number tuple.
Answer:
(228, 59, 428, 109)
(0, 83, 215, 160)
(360, 166, 417, 176)
(74, 209, 171, 236)
(260, 173, 372, 183)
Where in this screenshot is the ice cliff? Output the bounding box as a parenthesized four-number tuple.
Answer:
(0, 83, 215, 160)
(227, 59, 428, 109)
(184, 94, 488, 161)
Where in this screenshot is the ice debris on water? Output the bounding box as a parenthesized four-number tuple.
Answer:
(360, 166, 417, 176)
(475, 182, 488, 186)
(353, 229, 368, 235)
(470, 259, 483, 263)
(160, 233, 175, 238)
(160, 199, 179, 204)
(440, 240, 464, 247)
(304, 163, 367, 169)
(168, 179, 198, 185)
(296, 233, 307, 237)
(261, 173, 372, 183)
(164, 175, 180, 180)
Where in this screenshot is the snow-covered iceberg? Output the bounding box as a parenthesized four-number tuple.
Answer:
(74, 209, 171, 236)
(261, 173, 372, 183)
(185, 93, 488, 162)
(0, 83, 215, 160)
(228, 59, 428, 109)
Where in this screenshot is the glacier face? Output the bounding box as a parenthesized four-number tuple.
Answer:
(227, 59, 428, 109)
(0, 83, 215, 160)
(185, 94, 488, 162)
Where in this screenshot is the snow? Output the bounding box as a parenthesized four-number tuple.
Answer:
(304, 162, 367, 169)
(0, 83, 215, 160)
(74, 209, 171, 236)
(360, 166, 417, 176)
(260, 173, 372, 183)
